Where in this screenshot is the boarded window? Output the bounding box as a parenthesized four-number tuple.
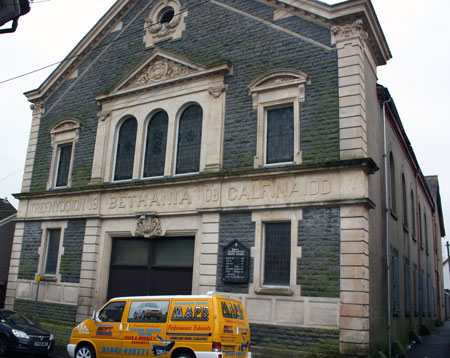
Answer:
(264, 222, 291, 286)
(114, 117, 137, 181)
(176, 105, 202, 174)
(266, 106, 294, 164)
(393, 256, 400, 312)
(405, 262, 411, 313)
(55, 143, 72, 187)
(144, 111, 168, 177)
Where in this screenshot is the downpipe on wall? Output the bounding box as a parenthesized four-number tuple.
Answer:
(382, 97, 392, 357)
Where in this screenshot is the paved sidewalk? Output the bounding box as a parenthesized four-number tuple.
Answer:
(404, 321, 450, 358)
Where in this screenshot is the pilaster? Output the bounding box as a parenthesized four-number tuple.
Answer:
(340, 205, 370, 356)
(197, 213, 220, 293)
(332, 20, 368, 160)
(21, 102, 45, 192)
(76, 219, 101, 322)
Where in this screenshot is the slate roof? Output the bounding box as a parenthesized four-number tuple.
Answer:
(0, 198, 16, 221)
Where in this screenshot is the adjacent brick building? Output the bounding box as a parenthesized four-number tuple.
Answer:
(6, 0, 445, 356)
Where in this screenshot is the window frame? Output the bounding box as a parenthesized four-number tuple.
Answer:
(37, 221, 67, 282)
(249, 70, 309, 169)
(113, 116, 138, 182)
(251, 209, 302, 296)
(142, 110, 169, 179)
(47, 119, 80, 190)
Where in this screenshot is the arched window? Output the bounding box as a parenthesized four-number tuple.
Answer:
(402, 174, 408, 228)
(143, 111, 168, 177)
(114, 117, 137, 181)
(424, 213, 429, 254)
(389, 152, 396, 213)
(411, 190, 416, 239)
(176, 104, 203, 174)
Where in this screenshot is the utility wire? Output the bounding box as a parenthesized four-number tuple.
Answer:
(0, 0, 212, 85)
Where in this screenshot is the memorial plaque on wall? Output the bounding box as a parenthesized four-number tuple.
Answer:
(222, 240, 249, 283)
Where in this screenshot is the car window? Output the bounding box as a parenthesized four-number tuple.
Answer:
(98, 301, 126, 322)
(1, 310, 33, 325)
(128, 300, 169, 323)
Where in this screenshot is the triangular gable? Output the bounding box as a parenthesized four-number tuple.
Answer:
(97, 49, 232, 101)
(112, 49, 206, 93)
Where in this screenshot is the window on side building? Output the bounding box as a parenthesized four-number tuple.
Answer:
(266, 105, 294, 164)
(263, 222, 291, 286)
(393, 255, 400, 313)
(402, 174, 408, 230)
(411, 190, 416, 240)
(114, 116, 137, 181)
(143, 111, 168, 178)
(389, 152, 397, 215)
(175, 104, 202, 174)
(405, 260, 411, 314)
(414, 267, 420, 315)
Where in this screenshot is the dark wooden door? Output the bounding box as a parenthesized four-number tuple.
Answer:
(107, 237, 194, 299)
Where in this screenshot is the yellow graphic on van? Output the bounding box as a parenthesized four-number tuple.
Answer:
(171, 305, 209, 321)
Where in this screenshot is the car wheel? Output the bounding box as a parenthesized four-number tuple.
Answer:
(76, 345, 96, 358)
(0, 336, 8, 357)
(174, 351, 194, 358)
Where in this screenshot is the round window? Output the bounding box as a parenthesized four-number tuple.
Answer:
(159, 7, 175, 24)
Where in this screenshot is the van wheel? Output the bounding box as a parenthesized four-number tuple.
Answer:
(76, 345, 96, 358)
(0, 336, 8, 357)
(174, 352, 194, 358)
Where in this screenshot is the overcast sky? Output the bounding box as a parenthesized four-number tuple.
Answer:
(1, 0, 449, 249)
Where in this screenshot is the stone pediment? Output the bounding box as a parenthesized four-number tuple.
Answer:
(110, 49, 208, 94)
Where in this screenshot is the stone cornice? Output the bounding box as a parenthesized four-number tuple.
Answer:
(14, 158, 378, 200)
(259, 0, 391, 66)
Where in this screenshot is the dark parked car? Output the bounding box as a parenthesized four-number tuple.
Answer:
(0, 309, 54, 357)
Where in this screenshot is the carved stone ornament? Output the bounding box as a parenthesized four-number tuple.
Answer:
(331, 19, 369, 42)
(259, 76, 298, 87)
(97, 111, 112, 122)
(147, 13, 181, 38)
(127, 58, 196, 89)
(30, 102, 45, 116)
(208, 85, 227, 98)
(135, 215, 163, 238)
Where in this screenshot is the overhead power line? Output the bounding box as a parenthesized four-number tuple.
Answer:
(0, 0, 212, 85)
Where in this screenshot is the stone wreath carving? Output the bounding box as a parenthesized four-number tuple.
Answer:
(135, 215, 163, 238)
(129, 59, 195, 88)
(146, 13, 181, 38)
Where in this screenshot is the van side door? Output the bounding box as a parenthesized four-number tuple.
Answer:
(95, 300, 127, 358)
(121, 300, 171, 357)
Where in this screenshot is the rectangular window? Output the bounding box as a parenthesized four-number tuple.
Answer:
(44, 229, 61, 275)
(422, 273, 426, 315)
(266, 106, 294, 164)
(393, 256, 400, 312)
(264, 222, 291, 286)
(405, 262, 411, 313)
(55, 143, 73, 187)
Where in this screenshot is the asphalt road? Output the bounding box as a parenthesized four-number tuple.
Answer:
(9, 321, 450, 358)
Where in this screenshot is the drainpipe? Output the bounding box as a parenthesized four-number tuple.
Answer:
(382, 97, 392, 357)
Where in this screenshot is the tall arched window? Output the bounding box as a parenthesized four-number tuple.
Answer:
(424, 213, 428, 254)
(114, 117, 137, 181)
(402, 174, 408, 228)
(143, 111, 168, 178)
(176, 104, 203, 174)
(411, 190, 416, 239)
(389, 152, 397, 213)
